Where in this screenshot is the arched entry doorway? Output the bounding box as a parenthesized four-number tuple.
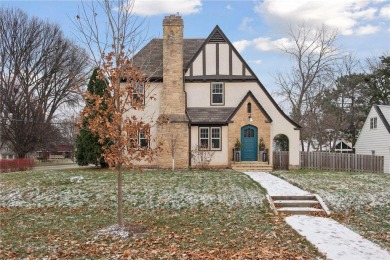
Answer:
(241, 125, 258, 161)
(273, 134, 289, 170)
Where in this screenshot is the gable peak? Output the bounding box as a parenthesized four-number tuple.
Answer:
(208, 26, 227, 43)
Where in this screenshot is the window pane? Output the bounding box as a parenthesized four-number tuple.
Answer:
(212, 138, 220, 149)
(200, 139, 209, 149)
(138, 130, 149, 148)
(212, 84, 222, 93)
(244, 129, 254, 137)
(200, 128, 209, 138)
(212, 94, 223, 104)
(140, 139, 148, 147)
(212, 128, 220, 138)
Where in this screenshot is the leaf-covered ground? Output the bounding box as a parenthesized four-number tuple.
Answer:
(273, 170, 390, 250)
(0, 169, 322, 259)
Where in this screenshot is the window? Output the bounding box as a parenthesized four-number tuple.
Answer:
(199, 127, 209, 149)
(211, 82, 224, 105)
(247, 102, 252, 113)
(211, 127, 221, 149)
(370, 117, 377, 129)
(244, 128, 255, 138)
(199, 127, 221, 150)
(132, 82, 145, 105)
(128, 129, 149, 149)
(138, 131, 149, 148)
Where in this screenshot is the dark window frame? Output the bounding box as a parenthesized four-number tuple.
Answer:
(198, 126, 222, 151)
(210, 82, 225, 106)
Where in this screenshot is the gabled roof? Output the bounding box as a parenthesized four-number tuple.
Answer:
(374, 105, 390, 134)
(187, 107, 235, 125)
(132, 38, 204, 79)
(227, 91, 272, 123)
(133, 25, 301, 129)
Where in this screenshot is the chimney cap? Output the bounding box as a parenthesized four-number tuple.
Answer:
(163, 14, 183, 25)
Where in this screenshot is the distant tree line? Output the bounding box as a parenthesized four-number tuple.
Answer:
(0, 8, 89, 158)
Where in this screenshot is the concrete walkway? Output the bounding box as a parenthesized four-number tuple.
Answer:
(245, 171, 390, 260)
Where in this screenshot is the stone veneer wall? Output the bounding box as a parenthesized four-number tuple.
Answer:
(228, 95, 271, 163)
(157, 15, 189, 168)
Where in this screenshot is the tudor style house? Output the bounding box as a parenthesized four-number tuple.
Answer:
(131, 15, 300, 169)
(355, 105, 390, 174)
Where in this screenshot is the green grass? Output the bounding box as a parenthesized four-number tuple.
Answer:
(273, 169, 390, 250)
(0, 169, 321, 259)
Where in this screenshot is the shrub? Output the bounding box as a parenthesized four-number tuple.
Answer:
(0, 158, 35, 173)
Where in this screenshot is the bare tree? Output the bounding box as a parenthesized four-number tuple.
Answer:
(56, 115, 78, 161)
(0, 8, 89, 158)
(276, 23, 341, 150)
(191, 145, 215, 169)
(74, 0, 164, 228)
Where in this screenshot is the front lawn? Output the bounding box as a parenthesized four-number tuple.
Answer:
(273, 170, 390, 250)
(0, 169, 321, 259)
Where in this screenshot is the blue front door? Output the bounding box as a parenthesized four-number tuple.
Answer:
(241, 125, 258, 161)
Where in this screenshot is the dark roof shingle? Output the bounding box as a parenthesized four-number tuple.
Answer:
(187, 107, 236, 124)
(132, 39, 205, 79)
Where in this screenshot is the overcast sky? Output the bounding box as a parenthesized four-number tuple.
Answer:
(1, 0, 389, 99)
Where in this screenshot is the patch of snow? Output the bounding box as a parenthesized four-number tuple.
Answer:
(96, 224, 129, 239)
(70, 176, 84, 183)
(275, 172, 390, 210)
(244, 172, 311, 196)
(286, 215, 390, 260)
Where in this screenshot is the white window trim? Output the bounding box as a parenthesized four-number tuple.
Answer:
(138, 130, 149, 148)
(370, 117, 377, 129)
(210, 127, 221, 150)
(133, 82, 145, 105)
(199, 127, 210, 149)
(211, 82, 224, 106)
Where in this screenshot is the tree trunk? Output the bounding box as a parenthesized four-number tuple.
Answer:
(116, 164, 124, 227)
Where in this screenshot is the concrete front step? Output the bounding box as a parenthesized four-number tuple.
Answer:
(268, 195, 330, 216)
(273, 200, 319, 207)
(233, 168, 273, 172)
(271, 195, 317, 201)
(277, 207, 324, 215)
(232, 162, 273, 172)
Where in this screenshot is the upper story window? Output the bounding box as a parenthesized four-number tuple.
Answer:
(211, 82, 224, 105)
(370, 117, 377, 129)
(132, 82, 145, 105)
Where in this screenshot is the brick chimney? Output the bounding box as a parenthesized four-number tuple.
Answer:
(161, 14, 185, 116)
(157, 15, 189, 168)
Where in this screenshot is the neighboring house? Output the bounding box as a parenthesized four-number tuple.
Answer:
(35, 144, 73, 161)
(355, 105, 390, 174)
(0, 143, 16, 160)
(334, 138, 353, 153)
(300, 138, 353, 153)
(131, 15, 300, 169)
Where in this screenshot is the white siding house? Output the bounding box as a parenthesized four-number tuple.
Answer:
(355, 105, 390, 173)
